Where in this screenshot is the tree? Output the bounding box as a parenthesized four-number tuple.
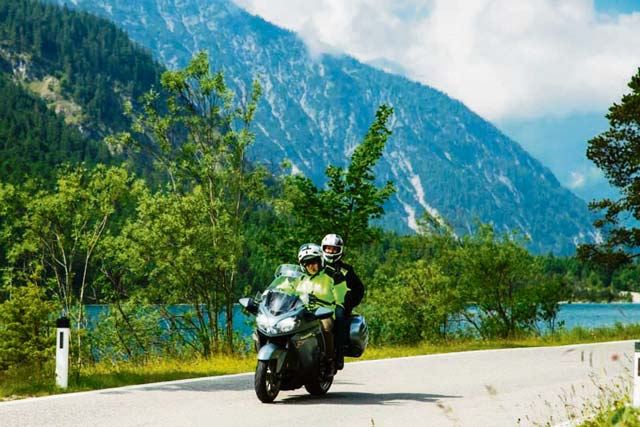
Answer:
(108, 51, 266, 354)
(455, 224, 565, 338)
(116, 188, 226, 357)
(280, 104, 396, 248)
(5, 165, 135, 364)
(359, 213, 463, 344)
(363, 259, 461, 344)
(579, 67, 640, 273)
(0, 283, 55, 375)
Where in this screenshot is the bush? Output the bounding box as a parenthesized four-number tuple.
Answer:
(362, 261, 462, 344)
(85, 299, 187, 363)
(0, 283, 56, 374)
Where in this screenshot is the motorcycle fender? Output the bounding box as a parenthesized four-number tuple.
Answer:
(257, 343, 287, 373)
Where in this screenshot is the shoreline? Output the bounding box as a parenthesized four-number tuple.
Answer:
(560, 291, 640, 304)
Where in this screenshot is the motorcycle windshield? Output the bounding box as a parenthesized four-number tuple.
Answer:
(273, 264, 303, 279)
(266, 264, 303, 295)
(263, 291, 303, 316)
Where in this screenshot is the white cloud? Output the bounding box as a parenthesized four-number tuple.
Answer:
(232, 0, 640, 121)
(569, 171, 586, 188)
(568, 166, 605, 189)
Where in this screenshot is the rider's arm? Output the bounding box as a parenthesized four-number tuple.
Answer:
(345, 267, 365, 308)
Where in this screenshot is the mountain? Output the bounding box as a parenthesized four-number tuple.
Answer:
(51, 0, 597, 254)
(0, 73, 103, 183)
(496, 112, 614, 203)
(0, 0, 164, 182)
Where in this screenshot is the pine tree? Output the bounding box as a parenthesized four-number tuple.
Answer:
(578, 67, 640, 280)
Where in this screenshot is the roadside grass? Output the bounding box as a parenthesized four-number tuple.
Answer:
(0, 354, 256, 400)
(75, 354, 256, 392)
(579, 402, 640, 427)
(3, 322, 640, 401)
(360, 323, 640, 361)
(569, 374, 640, 427)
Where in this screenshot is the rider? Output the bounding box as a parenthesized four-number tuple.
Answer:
(321, 234, 365, 369)
(296, 243, 347, 371)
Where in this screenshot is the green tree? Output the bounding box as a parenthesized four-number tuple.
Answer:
(85, 297, 173, 363)
(0, 182, 32, 298)
(579, 67, 640, 274)
(360, 214, 463, 344)
(5, 165, 136, 364)
(116, 188, 227, 357)
(456, 224, 565, 338)
(280, 104, 396, 248)
(0, 283, 55, 374)
(363, 259, 461, 344)
(108, 51, 266, 354)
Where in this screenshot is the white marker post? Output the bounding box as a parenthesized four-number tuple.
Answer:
(634, 341, 640, 407)
(56, 317, 70, 389)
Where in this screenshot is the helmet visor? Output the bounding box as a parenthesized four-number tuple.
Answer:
(323, 245, 341, 254)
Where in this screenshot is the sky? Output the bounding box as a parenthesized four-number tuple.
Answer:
(231, 0, 640, 201)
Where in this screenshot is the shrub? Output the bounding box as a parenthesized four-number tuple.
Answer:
(0, 283, 56, 374)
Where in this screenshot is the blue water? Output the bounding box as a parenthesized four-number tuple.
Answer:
(84, 304, 254, 337)
(86, 303, 640, 337)
(557, 303, 640, 330)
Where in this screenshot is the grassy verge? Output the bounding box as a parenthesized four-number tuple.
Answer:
(360, 322, 640, 361)
(3, 323, 640, 401)
(0, 354, 256, 401)
(579, 403, 640, 427)
(570, 377, 640, 427)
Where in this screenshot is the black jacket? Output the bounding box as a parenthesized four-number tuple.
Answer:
(326, 260, 364, 313)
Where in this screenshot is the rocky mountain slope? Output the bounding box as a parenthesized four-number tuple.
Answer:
(53, 0, 597, 254)
(0, 0, 164, 182)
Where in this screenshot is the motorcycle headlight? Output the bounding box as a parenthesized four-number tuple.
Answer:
(256, 313, 273, 332)
(276, 317, 299, 333)
(256, 314, 299, 334)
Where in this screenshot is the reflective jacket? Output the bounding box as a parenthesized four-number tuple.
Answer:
(296, 269, 348, 310)
(326, 261, 365, 313)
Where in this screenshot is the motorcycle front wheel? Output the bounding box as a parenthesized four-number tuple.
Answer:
(304, 375, 333, 396)
(255, 360, 281, 403)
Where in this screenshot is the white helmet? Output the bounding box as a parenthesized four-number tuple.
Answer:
(321, 234, 344, 264)
(298, 243, 324, 270)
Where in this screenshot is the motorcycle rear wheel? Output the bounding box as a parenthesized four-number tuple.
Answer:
(304, 375, 333, 396)
(255, 360, 281, 403)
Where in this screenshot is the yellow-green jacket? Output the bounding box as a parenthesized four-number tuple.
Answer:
(295, 269, 348, 310)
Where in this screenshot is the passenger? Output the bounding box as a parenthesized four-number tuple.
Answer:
(296, 243, 347, 371)
(321, 234, 364, 369)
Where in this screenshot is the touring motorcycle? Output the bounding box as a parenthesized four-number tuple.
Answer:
(239, 264, 369, 403)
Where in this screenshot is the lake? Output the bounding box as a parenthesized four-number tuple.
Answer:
(557, 303, 640, 330)
(86, 302, 640, 338)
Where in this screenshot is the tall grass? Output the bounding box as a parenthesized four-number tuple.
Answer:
(567, 369, 640, 427)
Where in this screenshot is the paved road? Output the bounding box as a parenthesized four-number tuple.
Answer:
(0, 341, 633, 426)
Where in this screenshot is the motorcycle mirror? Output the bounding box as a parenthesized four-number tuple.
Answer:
(239, 297, 258, 315)
(313, 306, 333, 320)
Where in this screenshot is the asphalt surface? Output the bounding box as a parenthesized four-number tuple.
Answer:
(0, 340, 633, 426)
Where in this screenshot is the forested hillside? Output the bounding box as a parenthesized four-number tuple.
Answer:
(0, 0, 164, 182)
(0, 75, 108, 182)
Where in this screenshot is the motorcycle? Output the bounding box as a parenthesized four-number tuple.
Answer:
(239, 264, 369, 403)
